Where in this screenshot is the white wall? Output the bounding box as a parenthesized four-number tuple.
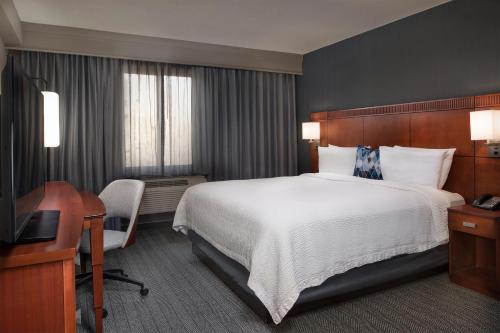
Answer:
(0, 0, 301, 74)
(16, 23, 302, 75)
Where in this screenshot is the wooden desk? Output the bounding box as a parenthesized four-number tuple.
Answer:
(0, 182, 106, 333)
(81, 191, 106, 333)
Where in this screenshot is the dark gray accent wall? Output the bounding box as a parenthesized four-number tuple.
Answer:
(296, 0, 500, 174)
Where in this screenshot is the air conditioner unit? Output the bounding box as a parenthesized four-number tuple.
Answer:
(139, 176, 206, 215)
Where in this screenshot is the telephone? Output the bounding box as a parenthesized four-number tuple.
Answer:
(472, 193, 500, 211)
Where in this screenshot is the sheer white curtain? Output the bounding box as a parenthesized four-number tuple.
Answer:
(122, 61, 192, 177)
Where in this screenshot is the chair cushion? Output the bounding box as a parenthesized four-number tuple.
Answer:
(79, 230, 126, 254)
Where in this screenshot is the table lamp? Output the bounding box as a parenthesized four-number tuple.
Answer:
(470, 110, 500, 157)
(302, 122, 320, 146)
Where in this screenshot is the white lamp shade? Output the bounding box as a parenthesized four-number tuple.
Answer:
(470, 110, 500, 141)
(302, 122, 320, 140)
(42, 91, 60, 147)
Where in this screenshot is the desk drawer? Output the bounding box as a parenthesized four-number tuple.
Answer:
(449, 213, 496, 239)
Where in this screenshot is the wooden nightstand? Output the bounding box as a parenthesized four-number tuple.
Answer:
(448, 205, 500, 299)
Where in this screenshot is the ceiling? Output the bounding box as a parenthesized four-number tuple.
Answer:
(13, 0, 449, 54)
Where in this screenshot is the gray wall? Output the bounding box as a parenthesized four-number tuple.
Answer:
(0, 38, 5, 91)
(296, 0, 500, 174)
(0, 38, 5, 68)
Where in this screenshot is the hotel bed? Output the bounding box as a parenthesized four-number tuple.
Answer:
(173, 173, 465, 324)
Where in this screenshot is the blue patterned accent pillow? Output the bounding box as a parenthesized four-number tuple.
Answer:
(353, 145, 383, 180)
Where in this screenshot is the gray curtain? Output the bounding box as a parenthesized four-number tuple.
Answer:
(17, 51, 124, 193)
(15, 50, 297, 192)
(192, 67, 297, 180)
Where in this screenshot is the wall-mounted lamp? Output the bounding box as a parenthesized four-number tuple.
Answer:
(42, 91, 60, 148)
(470, 110, 500, 157)
(302, 122, 320, 146)
(32, 78, 60, 148)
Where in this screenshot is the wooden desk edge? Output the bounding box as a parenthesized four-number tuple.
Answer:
(79, 191, 106, 333)
(0, 247, 77, 269)
(0, 182, 84, 270)
(80, 191, 106, 219)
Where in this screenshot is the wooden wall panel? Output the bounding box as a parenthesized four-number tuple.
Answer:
(363, 114, 410, 148)
(327, 118, 363, 146)
(308, 113, 328, 172)
(443, 157, 475, 203)
(319, 121, 328, 147)
(475, 158, 500, 197)
(310, 112, 327, 122)
(410, 110, 474, 156)
(326, 97, 473, 119)
(310, 144, 319, 173)
(474, 93, 500, 109)
(310, 93, 500, 203)
(475, 141, 489, 157)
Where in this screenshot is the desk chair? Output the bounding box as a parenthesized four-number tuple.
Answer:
(76, 179, 149, 297)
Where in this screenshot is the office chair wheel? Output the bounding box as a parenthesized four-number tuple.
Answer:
(103, 309, 108, 318)
(140, 287, 149, 296)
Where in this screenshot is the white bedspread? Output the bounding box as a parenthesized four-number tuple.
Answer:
(173, 173, 458, 324)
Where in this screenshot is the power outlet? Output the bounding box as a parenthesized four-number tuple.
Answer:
(487, 144, 500, 158)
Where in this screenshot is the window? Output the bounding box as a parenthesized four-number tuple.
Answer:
(123, 71, 191, 175)
(163, 75, 192, 168)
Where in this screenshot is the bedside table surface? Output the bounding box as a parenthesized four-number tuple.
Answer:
(448, 205, 500, 221)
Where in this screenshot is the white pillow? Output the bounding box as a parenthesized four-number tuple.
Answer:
(329, 144, 369, 148)
(318, 146, 357, 175)
(379, 146, 446, 188)
(393, 146, 456, 189)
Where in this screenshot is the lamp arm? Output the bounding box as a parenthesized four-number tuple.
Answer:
(31, 77, 49, 90)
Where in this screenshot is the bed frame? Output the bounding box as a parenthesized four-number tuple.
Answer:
(309, 92, 500, 203)
(190, 92, 500, 322)
(190, 231, 448, 322)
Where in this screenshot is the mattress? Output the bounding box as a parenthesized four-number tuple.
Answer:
(173, 173, 464, 323)
(438, 189, 466, 207)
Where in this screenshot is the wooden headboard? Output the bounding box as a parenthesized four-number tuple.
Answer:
(309, 92, 500, 203)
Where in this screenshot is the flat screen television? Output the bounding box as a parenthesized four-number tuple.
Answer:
(0, 56, 58, 244)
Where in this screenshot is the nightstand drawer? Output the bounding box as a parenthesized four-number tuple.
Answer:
(448, 213, 496, 239)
